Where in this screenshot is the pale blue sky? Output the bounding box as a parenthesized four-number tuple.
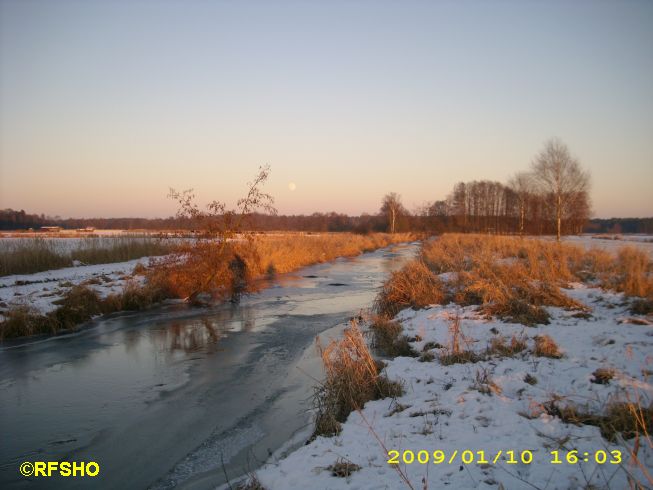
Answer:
(1, 0, 652, 218)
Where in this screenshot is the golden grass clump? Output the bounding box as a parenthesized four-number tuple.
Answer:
(312, 323, 403, 439)
(375, 260, 446, 317)
(533, 334, 562, 358)
(487, 334, 527, 357)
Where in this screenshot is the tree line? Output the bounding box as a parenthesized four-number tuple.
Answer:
(2, 139, 650, 236)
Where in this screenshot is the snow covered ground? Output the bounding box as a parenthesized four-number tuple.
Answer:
(0, 258, 150, 318)
(254, 285, 653, 489)
(561, 235, 653, 258)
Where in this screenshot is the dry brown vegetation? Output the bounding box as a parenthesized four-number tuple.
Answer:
(312, 323, 403, 439)
(149, 233, 413, 303)
(542, 397, 653, 443)
(0, 237, 176, 276)
(0, 282, 170, 340)
(487, 334, 527, 357)
(376, 233, 653, 326)
(368, 316, 417, 358)
(533, 334, 563, 358)
(1, 233, 411, 340)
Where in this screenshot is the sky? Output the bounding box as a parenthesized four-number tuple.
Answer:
(1, 0, 652, 219)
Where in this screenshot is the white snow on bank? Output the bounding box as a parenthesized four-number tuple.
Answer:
(0, 258, 152, 316)
(253, 285, 653, 489)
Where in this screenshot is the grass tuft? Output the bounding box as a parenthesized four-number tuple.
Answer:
(311, 323, 403, 439)
(368, 316, 418, 357)
(533, 335, 562, 358)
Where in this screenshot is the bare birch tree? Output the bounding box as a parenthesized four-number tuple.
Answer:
(508, 172, 534, 236)
(531, 138, 590, 241)
(380, 193, 405, 234)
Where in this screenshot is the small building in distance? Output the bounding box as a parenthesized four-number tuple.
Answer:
(39, 226, 62, 232)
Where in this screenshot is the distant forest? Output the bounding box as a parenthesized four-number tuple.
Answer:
(2, 207, 652, 235)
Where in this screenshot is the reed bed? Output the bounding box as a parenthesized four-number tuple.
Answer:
(0, 236, 176, 276)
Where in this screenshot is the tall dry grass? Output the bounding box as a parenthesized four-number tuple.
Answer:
(312, 322, 403, 439)
(0, 238, 71, 276)
(0, 236, 176, 276)
(149, 233, 413, 302)
(376, 234, 653, 325)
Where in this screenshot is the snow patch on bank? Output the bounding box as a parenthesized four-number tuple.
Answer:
(0, 258, 152, 317)
(253, 285, 653, 489)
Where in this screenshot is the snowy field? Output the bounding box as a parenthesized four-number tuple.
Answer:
(253, 284, 652, 489)
(561, 235, 653, 258)
(0, 258, 150, 318)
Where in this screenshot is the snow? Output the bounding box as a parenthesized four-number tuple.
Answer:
(253, 285, 653, 489)
(561, 235, 653, 258)
(0, 258, 150, 316)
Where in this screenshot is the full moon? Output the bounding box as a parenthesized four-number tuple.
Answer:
(288, 182, 296, 191)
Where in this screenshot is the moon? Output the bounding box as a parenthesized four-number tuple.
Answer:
(288, 182, 296, 191)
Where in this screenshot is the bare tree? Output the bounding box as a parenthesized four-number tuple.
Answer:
(380, 192, 405, 234)
(508, 172, 534, 236)
(531, 138, 590, 241)
(161, 165, 277, 302)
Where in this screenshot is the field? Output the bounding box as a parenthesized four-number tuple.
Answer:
(250, 234, 653, 490)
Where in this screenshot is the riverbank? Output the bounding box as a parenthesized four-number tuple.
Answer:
(0, 232, 415, 340)
(247, 234, 653, 489)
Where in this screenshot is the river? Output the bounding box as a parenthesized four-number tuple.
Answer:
(0, 242, 418, 489)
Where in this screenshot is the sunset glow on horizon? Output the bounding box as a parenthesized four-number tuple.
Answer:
(1, 1, 652, 219)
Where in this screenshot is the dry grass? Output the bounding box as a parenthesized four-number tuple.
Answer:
(150, 233, 412, 302)
(487, 334, 527, 357)
(438, 313, 482, 365)
(0, 281, 171, 340)
(631, 298, 653, 315)
(472, 367, 502, 396)
(0, 238, 71, 276)
(368, 316, 417, 357)
(375, 260, 446, 317)
(544, 398, 653, 442)
(533, 334, 562, 358)
(251, 233, 413, 276)
(312, 322, 403, 439)
(377, 233, 653, 326)
(70, 237, 175, 265)
(591, 368, 615, 385)
(236, 475, 266, 490)
(2, 233, 410, 340)
(0, 237, 175, 276)
(327, 459, 361, 477)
